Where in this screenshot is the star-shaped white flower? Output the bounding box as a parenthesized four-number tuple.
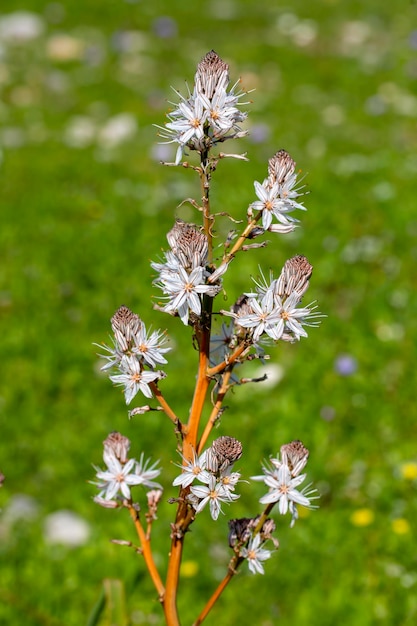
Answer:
(257, 463, 311, 515)
(95, 452, 144, 501)
(190, 475, 239, 520)
(172, 449, 211, 489)
(109, 355, 162, 404)
(241, 534, 272, 575)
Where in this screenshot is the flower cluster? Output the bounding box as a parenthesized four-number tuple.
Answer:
(152, 220, 221, 325)
(173, 436, 243, 521)
(252, 440, 318, 527)
(93, 50, 322, 619)
(222, 255, 322, 345)
(93, 432, 162, 506)
(98, 305, 170, 404)
(248, 150, 306, 234)
(156, 50, 248, 164)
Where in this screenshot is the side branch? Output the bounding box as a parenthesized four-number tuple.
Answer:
(150, 382, 183, 430)
(127, 505, 165, 600)
(207, 343, 248, 377)
(197, 369, 232, 454)
(192, 556, 244, 625)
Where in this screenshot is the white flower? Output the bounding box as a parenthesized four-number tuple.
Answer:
(157, 265, 220, 325)
(134, 453, 162, 489)
(241, 534, 272, 575)
(251, 179, 299, 231)
(95, 453, 144, 501)
(235, 291, 282, 342)
(189, 475, 240, 520)
(109, 355, 162, 404)
(132, 325, 170, 368)
(165, 95, 207, 147)
(274, 292, 321, 341)
(172, 449, 211, 488)
(256, 463, 312, 515)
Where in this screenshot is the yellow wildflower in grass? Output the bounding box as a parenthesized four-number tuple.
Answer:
(400, 462, 417, 480)
(180, 560, 199, 578)
(350, 508, 374, 527)
(391, 518, 410, 535)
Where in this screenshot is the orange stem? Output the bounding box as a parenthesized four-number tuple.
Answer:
(192, 557, 243, 625)
(207, 343, 248, 377)
(150, 382, 182, 428)
(197, 369, 232, 454)
(127, 505, 165, 600)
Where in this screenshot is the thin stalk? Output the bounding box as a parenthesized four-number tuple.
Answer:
(207, 343, 248, 377)
(197, 369, 232, 454)
(127, 505, 165, 600)
(192, 556, 243, 626)
(207, 214, 262, 284)
(150, 382, 182, 428)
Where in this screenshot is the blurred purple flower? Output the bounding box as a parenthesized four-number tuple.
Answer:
(320, 405, 335, 421)
(409, 31, 417, 50)
(248, 123, 270, 144)
(334, 354, 357, 376)
(153, 17, 177, 39)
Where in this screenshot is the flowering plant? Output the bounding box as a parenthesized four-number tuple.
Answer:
(92, 51, 322, 626)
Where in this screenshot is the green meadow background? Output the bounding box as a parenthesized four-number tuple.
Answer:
(1, 0, 417, 624)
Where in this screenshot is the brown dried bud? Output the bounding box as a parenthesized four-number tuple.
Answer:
(268, 149, 296, 185)
(274, 255, 313, 299)
(210, 436, 243, 472)
(195, 50, 229, 101)
(228, 517, 258, 548)
(111, 305, 142, 351)
(280, 440, 309, 476)
(260, 518, 279, 548)
(167, 220, 208, 271)
(103, 432, 131, 464)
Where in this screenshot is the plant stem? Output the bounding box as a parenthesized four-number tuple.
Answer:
(192, 556, 243, 625)
(164, 150, 214, 626)
(127, 505, 165, 600)
(150, 383, 182, 428)
(197, 369, 232, 454)
(207, 343, 248, 377)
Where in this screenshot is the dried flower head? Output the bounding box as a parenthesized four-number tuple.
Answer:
(228, 517, 259, 548)
(209, 436, 243, 472)
(167, 220, 208, 271)
(267, 149, 296, 184)
(195, 50, 230, 101)
(279, 440, 310, 476)
(103, 432, 131, 464)
(274, 255, 313, 299)
(111, 305, 142, 352)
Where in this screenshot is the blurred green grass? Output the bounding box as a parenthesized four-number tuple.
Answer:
(1, 0, 417, 625)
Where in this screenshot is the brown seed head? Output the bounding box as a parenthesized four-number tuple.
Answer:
(111, 305, 142, 351)
(195, 50, 229, 101)
(212, 435, 243, 466)
(167, 220, 208, 271)
(275, 255, 313, 299)
(103, 431, 131, 464)
(280, 440, 309, 476)
(268, 149, 296, 185)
